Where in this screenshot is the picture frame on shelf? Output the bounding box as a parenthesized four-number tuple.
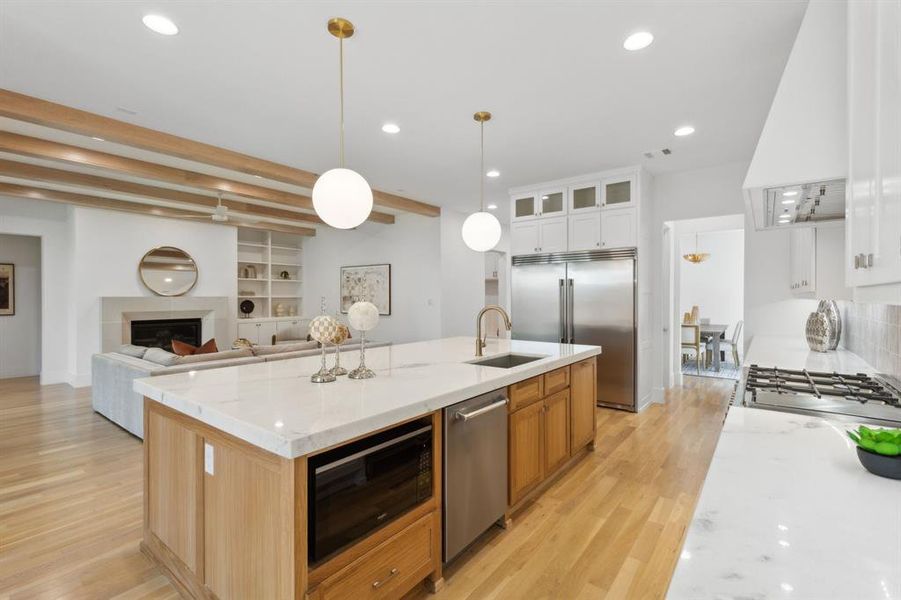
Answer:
(0, 263, 13, 316)
(340, 263, 391, 315)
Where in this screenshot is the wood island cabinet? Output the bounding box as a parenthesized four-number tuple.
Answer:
(507, 357, 598, 507)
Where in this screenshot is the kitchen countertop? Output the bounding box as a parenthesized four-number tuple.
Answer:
(668, 406, 901, 600)
(744, 334, 876, 373)
(135, 336, 601, 459)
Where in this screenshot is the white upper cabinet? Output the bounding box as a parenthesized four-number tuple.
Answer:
(539, 217, 568, 253)
(511, 192, 539, 221)
(600, 207, 636, 250)
(538, 189, 567, 219)
(847, 0, 901, 287)
(568, 212, 601, 251)
(568, 182, 601, 214)
(509, 167, 644, 256)
(511, 221, 540, 255)
(601, 175, 635, 210)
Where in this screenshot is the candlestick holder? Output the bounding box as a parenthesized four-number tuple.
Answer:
(347, 301, 379, 379)
(347, 331, 376, 379)
(330, 342, 348, 376)
(311, 344, 336, 383)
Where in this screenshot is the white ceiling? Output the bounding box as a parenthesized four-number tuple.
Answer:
(0, 1, 807, 219)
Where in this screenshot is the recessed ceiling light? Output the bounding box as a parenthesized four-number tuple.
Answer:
(142, 14, 179, 36)
(674, 125, 695, 137)
(623, 31, 654, 51)
(782, 190, 799, 197)
(91, 136, 104, 141)
(486, 169, 500, 178)
(781, 199, 795, 205)
(487, 204, 498, 210)
(381, 123, 400, 134)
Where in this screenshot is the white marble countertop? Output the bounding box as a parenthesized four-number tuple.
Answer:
(744, 334, 876, 374)
(668, 406, 901, 600)
(135, 337, 601, 459)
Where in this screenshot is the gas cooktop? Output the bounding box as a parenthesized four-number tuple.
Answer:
(742, 365, 901, 426)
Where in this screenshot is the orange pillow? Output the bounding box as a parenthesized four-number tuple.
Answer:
(171, 339, 218, 356)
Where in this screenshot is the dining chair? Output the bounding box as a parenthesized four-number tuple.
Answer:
(708, 320, 743, 366)
(681, 324, 703, 374)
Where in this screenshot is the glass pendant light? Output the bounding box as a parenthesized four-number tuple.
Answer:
(461, 111, 502, 252)
(312, 18, 373, 229)
(682, 232, 710, 263)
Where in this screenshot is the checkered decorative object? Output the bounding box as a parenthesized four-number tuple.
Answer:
(332, 323, 350, 345)
(308, 315, 340, 344)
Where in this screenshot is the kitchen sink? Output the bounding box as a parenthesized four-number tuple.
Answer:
(467, 353, 547, 369)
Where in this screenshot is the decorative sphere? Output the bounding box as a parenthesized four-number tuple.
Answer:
(348, 301, 379, 332)
(332, 323, 350, 345)
(312, 168, 373, 229)
(308, 315, 339, 344)
(461, 211, 501, 252)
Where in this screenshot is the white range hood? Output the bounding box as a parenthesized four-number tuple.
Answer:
(743, 0, 847, 230)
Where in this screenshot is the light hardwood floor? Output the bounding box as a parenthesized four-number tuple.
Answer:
(0, 376, 732, 600)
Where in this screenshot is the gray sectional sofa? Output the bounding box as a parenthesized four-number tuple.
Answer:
(91, 339, 390, 438)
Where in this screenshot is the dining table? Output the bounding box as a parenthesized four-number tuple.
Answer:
(699, 323, 729, 371)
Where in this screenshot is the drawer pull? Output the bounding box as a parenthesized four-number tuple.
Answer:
(372, 568, 399, 589)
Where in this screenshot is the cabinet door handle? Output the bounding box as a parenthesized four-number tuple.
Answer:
(866, 253, 874, 268)
(372, 568, 399, 589)
(854, 254, 860, 269)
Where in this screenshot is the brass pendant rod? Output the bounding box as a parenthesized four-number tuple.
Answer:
(479, 120, 484, 212)
(338, 36, 345, 168)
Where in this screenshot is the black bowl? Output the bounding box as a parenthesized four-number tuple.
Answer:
(857, 447, 901, 480)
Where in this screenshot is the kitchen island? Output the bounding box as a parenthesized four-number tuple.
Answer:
(668, 406, 901, 599)
(135, 337, 602, 600)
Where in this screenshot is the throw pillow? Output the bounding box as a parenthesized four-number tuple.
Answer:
(118, 344, 149, 359)
(172, 338, 219, 356)
(143, 347, 181, 367)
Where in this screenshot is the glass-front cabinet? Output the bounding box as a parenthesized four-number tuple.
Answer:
(568, 182, 600, 214)
(601, 175, 635, 210)
(512, 193, 538, 221)
(538, 189, 567, 218)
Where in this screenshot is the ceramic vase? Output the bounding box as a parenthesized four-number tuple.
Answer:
(816, 300, 842, 350)
(805, 311, 832, 353)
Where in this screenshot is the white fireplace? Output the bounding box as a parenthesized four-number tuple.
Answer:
(100, 296, 232, 353)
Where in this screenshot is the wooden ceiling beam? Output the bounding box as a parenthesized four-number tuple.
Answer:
(0, 131, 395, 224)
(0, 89, 440, 217)
(0, 182, 316, 237)
(0, 158, 324, 225)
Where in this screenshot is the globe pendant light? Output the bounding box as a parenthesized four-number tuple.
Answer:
(461, 111, 502, 252)
(312, 18, 373, 229)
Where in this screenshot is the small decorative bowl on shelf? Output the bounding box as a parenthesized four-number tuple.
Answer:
(848, 425, 901, 480)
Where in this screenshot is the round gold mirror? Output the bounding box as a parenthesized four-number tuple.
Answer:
(139, 246, 198, 296)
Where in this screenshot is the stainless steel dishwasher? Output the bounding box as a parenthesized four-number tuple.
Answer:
(443, 388, 508, 563)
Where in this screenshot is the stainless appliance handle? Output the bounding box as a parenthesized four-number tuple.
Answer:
(315, 424, 432, 474)
(454, 398, 508, 421)
(559, 278, 566, 342)
(568, 278, 575, 343)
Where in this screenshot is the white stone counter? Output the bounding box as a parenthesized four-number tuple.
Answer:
(135, 337, 601, 458)
(668, 406, 901, 600)
(744, 335, 875, 373)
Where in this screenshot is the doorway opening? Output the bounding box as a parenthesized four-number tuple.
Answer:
(662, 215, 745, 386)
(0, 234, 42, 380)
(483, 250, 508, 339)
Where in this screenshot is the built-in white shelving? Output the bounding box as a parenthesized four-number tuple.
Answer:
(237, 229, 304, 319)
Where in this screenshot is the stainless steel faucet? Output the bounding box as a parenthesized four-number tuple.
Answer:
(475, 305, 512, 356)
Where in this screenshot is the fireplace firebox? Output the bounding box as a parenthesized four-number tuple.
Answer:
(131, 318, 202, 352)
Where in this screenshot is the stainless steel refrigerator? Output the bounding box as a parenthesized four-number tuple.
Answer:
(511, 249, 636, 411)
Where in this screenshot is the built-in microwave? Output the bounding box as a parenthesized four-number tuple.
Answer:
(307, 417, 433, 563)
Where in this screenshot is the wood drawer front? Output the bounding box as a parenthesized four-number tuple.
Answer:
(319, 512, 436, 600)
(543, 366, 570, 395)
(509, 376, 544, 411)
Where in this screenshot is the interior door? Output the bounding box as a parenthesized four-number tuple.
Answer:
(568, 259, 636, 409)
(511, 262, 567, 343)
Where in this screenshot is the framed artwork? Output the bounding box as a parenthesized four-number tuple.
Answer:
(340, 264, 391, 315)
(0, 263, 13, 316)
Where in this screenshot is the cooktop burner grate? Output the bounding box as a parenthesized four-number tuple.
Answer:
(745, 365, 900, 406)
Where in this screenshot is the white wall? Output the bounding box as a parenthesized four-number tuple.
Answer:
(0, 197, 71, 384)
(303, 214, 442, 343)
(0, 234, 41, 378)
(68, 208, 237, 384)
(440, 209, 486, 338)
(678, 229, 744, 334)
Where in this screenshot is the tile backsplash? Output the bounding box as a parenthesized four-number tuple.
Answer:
(839, 302, 901, 378)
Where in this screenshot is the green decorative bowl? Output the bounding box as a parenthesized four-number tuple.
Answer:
(857, 447, 901, 480)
